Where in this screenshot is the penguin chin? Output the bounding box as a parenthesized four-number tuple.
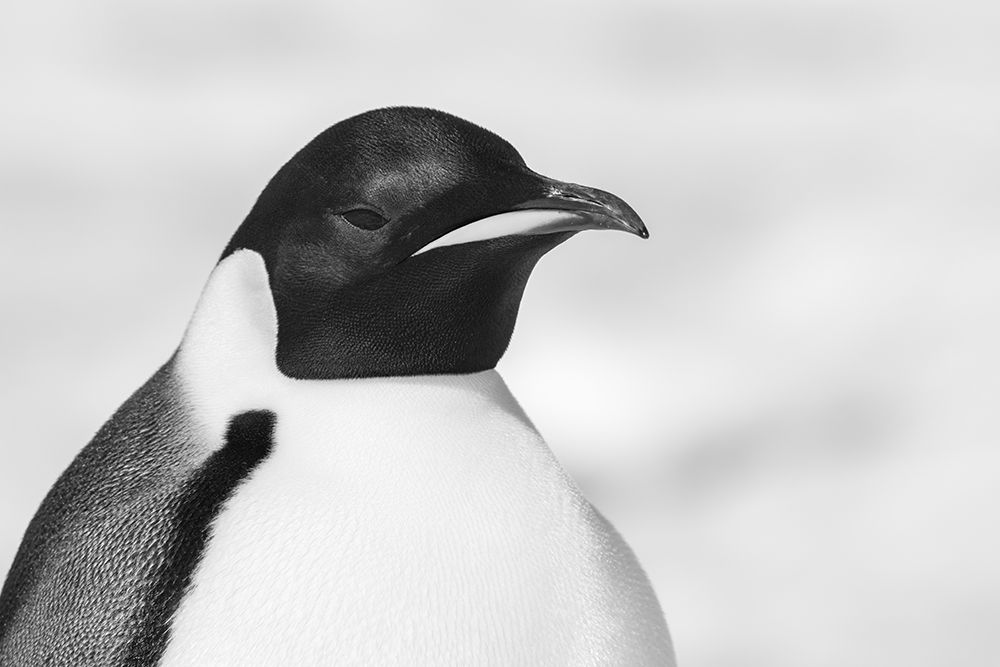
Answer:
(275, 232, 572, 379)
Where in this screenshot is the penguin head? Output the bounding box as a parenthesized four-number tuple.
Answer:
(223, 107, 647, 379)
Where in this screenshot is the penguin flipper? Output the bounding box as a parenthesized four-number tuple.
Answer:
(0, 359, 229, 664)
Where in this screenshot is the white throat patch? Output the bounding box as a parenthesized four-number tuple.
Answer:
(176, 250, 282, 446)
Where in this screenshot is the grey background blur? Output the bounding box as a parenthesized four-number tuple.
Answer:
(2, 1, 998, 665)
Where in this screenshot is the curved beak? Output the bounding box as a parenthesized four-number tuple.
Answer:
(512, 177, 648, 239)
(413, 176, 648, 256)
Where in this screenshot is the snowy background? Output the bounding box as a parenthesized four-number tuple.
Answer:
(2, 1, 999, 665)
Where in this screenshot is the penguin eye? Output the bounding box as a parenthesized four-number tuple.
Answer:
(341, 208, 389, 230)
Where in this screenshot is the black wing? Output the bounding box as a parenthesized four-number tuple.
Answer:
(0, 359, 275, 666)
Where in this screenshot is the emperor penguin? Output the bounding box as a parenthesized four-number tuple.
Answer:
(0, 107, 675, 666)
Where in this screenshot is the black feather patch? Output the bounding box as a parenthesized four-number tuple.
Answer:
(0, 364, 277, 667)
(123, 410, 276, 664)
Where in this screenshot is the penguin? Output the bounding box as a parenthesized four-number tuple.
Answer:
(0, 107, 675, 666)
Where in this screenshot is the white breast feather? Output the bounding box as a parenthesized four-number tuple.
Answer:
(162, 250, 674, 666)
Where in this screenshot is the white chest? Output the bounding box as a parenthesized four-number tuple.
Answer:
(164, 373, 628, 665)
(161, 251, 672, 665)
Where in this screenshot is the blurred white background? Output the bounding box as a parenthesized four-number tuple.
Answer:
(2, 1, 998, 665)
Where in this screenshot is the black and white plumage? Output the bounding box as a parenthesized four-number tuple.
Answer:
(0, 107, 674, 666)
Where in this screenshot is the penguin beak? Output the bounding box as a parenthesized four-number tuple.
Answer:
(412, 177, 648, 256)
(511, 178, 649, 239)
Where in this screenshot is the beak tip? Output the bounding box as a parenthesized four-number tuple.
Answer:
(621, 215, 649, 239)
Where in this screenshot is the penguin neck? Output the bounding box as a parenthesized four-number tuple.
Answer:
(176, 250, 537, 441)
(271, 233, 571, 379)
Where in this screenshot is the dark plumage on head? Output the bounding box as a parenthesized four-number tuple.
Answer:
(222, 107, 647, 379)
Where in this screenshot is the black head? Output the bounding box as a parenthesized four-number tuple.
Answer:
(222, 107, 647, 379)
